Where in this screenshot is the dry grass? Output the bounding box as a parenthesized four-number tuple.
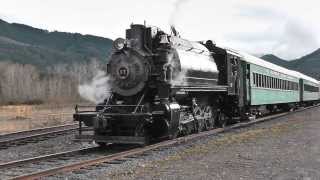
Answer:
(0, 104, 76, 134)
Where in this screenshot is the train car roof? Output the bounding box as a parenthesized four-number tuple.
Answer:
(295, 72, 319, 84)
(220, 46, 319, 84)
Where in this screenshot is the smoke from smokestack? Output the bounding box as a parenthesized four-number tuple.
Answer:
(78, 70, 111, 104)
(169, 0, 190, 27)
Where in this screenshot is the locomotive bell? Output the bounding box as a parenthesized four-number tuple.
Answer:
(160, 35, 169, 44)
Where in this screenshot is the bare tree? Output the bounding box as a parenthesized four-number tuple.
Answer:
(0, 60, 104, 105)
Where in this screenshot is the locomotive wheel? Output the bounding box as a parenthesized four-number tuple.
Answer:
(193, 106, 204, 132)
(94, 131, 107, 147)
(169, 127, 179, 140)
(216, 110, 228, 128)
(203, 106, 215, 130)
(135, 122, 149, 145)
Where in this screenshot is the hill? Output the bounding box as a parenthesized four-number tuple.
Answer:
(261, 50, 320, 80)
(260, 54, 290, 68)
(290, 49, 320, 79)
(0, 19, 112, 68)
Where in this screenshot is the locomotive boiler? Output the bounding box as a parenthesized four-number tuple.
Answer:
(74, 23, 320, 145)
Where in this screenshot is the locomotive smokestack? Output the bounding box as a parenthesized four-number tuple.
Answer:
(126, 24, 146, 50)
(170, 25, 179, 37)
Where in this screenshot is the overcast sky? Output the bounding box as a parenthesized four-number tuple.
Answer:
(1, 0, 320, 59)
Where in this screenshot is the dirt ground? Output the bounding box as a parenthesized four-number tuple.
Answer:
(0, 104, 76, 134)
(105, 106, 320, 180)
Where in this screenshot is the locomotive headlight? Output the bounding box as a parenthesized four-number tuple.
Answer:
(113, 38, 125, 51)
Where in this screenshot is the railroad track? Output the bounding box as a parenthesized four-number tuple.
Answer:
(5, 104, 320, 180)
(0, 145, 134, 180)
(0, 123, 78, 148)
(0, 147, 99, 169)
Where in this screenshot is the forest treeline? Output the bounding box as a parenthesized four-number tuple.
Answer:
(0, 19, 112, 68)
(0, 19, 112, 105)
(0, 60, 103, 105)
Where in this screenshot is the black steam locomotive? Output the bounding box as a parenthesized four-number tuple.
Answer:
(74, 24, 320, 145)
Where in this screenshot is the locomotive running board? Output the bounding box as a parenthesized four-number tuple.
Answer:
(171, 85, 228, 92)
(75, 135, 147, 145)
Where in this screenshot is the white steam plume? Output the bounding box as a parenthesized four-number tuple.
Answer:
(172, 69, 188, 86)
(166, 52, 188, 86)
(169, 0, 190, 27)
(78, 70, 111, 104)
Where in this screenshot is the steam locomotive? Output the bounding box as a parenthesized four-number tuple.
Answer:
(74, 24, 320, 145)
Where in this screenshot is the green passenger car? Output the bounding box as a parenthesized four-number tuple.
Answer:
(301, 79, 319, 101)
(249, 63, 300, 106)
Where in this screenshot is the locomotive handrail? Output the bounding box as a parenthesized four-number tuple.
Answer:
(75, 105, 146, 114)
(182, 76, 218, 81)
(74, 110, 97, 113)
(76, 105, 145, 108)
(171, 86, 229, 90)
(100, 112, 152, 116)
(134, 93, 145, 113)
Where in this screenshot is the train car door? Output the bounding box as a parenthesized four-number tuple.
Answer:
(238, 61, 250, 106)
(299, 79, 303, 102)
(227, 54, 240, 95)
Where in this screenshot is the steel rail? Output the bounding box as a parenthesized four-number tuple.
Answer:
(0, 147, 98, 169)
(0, 123, 78, 147)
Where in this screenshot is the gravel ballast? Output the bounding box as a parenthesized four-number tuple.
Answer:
(38, 106, 320, 179)
(0, 133, 93, 163)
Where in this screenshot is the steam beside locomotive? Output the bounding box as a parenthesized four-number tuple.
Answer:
(74, 24, 320, 145)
